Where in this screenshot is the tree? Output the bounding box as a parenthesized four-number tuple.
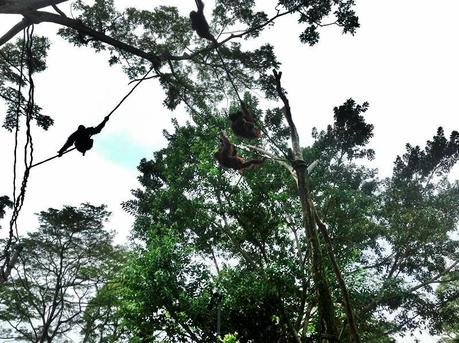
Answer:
(0, 0, 458, 342)
(0, 0, 360, 290)
(436, 279, 459, 342)
(80, 281, 126, 343)
(0, 196, 12, 222)
(0, 195, 17, 284)
(0, 203, 125, 342)
(0, 1, 362, 340)
(112, 100, 458, 341)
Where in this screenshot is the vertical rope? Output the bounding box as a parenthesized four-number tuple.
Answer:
(12, 25, 35, 232)
(11, 29, 26, 235)
(1, 25, 35, 280)
(215, 48, 243, 104)
(11, 25, 35, 236)
(24, 25, 35, 168)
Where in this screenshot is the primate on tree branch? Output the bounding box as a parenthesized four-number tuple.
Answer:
(58, 116, 109, 156)
(190, 0, 217, 44)
(214, 133, 264, 170)
(229, 106, 261, 139)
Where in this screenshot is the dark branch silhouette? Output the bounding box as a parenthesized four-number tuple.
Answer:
(0, 11, 162, 67)
(0, 243, 22, 284)
(0, 6, 301, 65)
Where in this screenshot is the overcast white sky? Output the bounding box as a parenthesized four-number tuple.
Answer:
(1, 1, 458, 341)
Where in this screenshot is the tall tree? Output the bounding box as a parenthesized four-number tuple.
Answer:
(0, 1, 457, 341)
(112, 101, 458, 341)
(0, 203, 125, 343)
(0, 0, 360, 289)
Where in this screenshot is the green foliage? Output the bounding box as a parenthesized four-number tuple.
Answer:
(58, 0, 119, 51)
(109, 98, 459, 341)
(0, 204, 124, 342)
(0, 36, 53, 130)
(0, 195, 12, 219)
(219, 332, 240, 343)
(394, 127, 459, 180)
(54, 0, 359, 115)
(116, 229, 213, 342)
(1, 1, 457, 341)
(289, 0, 360, 45)
(81, 278, 129, 342)
(435, 279, 459, 337)
(213, 0, 359, 45)
(311, 98, 374, 161)
(114, 103, 310, 341)
(58, 1, 192, 76)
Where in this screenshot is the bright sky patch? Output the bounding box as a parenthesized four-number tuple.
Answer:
(96, 131, 151, 168)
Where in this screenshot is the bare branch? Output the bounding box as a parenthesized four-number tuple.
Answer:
(21, 10, 161, 66)
(0, 17, 29, 46)
(51, 4, 66, 17)
(0, 6, 301, 67)
(409, 259, 459, 293)
(273, 69, 302, 161)
(240, 143, 297, 181)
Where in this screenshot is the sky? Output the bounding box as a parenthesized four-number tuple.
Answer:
(1, 1, 458, 341)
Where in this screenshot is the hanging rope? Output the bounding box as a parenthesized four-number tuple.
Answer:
(105, 65, 155, 119)
(30, 147, 76, 168)
(215, 49, 243, 104)
(1, 25, 35, 280)
(11, 29, 26, 233)
(30, 64, 155, 168)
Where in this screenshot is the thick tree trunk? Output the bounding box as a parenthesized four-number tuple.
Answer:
(313, 208, 361, 343)
(272, 69, 364, 341)
(295, 162, 339, 339)
(272, 70, 339, 340)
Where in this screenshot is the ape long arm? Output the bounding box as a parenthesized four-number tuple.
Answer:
(195, 0, 204, 12)
(58, 132, 77, 155)
(87, 116, 109, 135)
(241, 158, 264, 169)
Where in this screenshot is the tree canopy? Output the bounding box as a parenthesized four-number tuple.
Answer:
(0, 0, 458, 342)
(0, 203, 125, 342)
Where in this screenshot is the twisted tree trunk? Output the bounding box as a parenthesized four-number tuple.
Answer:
(273, 69, 339, 339)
